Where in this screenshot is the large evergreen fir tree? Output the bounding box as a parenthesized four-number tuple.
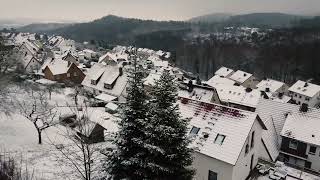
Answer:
(147, 70, 194, 179)
(105, 58, 151, 179)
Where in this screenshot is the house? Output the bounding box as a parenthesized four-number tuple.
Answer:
(20, 55, 41, 73)
(99, 52, 129, 66)
(18, 40, 41, 57)
(83, 49, 96, 59)
(178, 97, 267, 180)
(81, 63, 128, 101)
(279, 108, 320, 172)
(214, 67, 234, 78)
(178, 83, 216, 103)
(43, 59, 85, 84)
(206, 75, 235, 88)
(60, 52, 79, 65)
(228, 70, 256, 88)
(60, 107, 119, 144)
(255, 99, 300, 162)
(288, 80, 320, 107)
(213, 84, 261, 112)
(256, 79, 288, 95)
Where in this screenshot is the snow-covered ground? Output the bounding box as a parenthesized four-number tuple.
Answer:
(0, 85, 99, 179)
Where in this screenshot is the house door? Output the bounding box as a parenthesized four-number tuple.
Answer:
(250, 154, 254, 170)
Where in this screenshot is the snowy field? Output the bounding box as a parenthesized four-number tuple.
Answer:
(0, 85, 96, 180)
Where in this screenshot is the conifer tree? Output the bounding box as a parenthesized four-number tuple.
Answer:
(147, 70, 194, 179)
(105, 57, 151, 179)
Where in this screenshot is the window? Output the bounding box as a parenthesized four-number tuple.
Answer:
(56, 75, 60, 80)
(74, 72, 78, 76)
(245, 144, 249, 154)
(214, 134, 226, 145)
(305, 161, 312, 169)
(289, 140, 298, 150)
(251, 131, 255, 148)
(309, 146, 317, 155)
(299, 95, 302, 99)
(91, 80, 96, 85)
(190, 126, 200, 135)
(67, 73, 70, 77)
(208, 170, 217, 180)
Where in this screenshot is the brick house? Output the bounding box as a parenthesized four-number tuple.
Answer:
(43, 59, 85, 84)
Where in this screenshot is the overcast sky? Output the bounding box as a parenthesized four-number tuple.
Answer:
(0, 0, 319, 22)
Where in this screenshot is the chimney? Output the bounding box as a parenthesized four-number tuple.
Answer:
(244, 73, 247, 77)
(300, 103, 309, 112)
(119, 67, 123, 76)
(265, 88, 270, 92)
(304, 82, 308, 87)
(187, 80, 193, 92)
(278, 92, 284, 99)
(245, 87, 252, 93)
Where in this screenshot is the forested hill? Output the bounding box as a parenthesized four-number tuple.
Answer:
(17, 15, 192, 47)
(189, 13, 308, 28)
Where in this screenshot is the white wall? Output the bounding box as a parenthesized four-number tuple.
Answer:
(232, 119, 264, 180)
(306, 144, 320, 171)
(192, 152, 233, 180)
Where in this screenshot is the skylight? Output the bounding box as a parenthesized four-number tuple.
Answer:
(214, 134, 226, 145)
(190, 126, 200, 135)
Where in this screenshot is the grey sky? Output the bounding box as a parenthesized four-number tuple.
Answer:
(0, 0, 319, 22)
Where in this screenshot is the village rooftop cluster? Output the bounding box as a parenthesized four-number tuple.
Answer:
(2, 31, 320, 180)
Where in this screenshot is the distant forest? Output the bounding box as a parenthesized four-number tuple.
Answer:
(14, 15, 320, 84)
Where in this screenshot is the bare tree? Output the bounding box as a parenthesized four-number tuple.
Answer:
(48, 104, 107, 180)
(18, 90, 58, 144)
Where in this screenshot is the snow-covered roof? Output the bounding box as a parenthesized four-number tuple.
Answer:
(214, 67, 234, 77)
(281, 114, 320, 146)
(154, 60, 169, 68)
(229, 70, 253, 84)
(178, 87, 214, 103)
(81, 63, 128, 97)
(206, 75, 235, 88)
(99, 52, 128, 63)
(105, 102, 119, 111)
(215, 84, 261, 108)
(21, 55, 39, 69)
(256, 99, 320, 161)
(95, 93, 118, 102)
(156, 50, 165, 57)
(83, 49, 95, 54)
(179, 97, 264, 165)
(256, 79, 285, 93)
(288, 80, 320, 98)
(143, 73, 161, 87)
(46, 59, 70, 75)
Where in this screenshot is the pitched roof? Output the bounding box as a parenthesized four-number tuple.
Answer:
(256, 79, 285, 93)
(229, 70, 253, 84)
(281, 114, 320, 146)
(215, 84, 261, 108)
(178, 97, 262, 165)
(95, 93, 118, 102)
(288, 80, 320, 97)
(81, 63, 128, 97)
(256, 98, 320, 161)
(178, 86, 214, 103)
(214, 67, 234, 77)
(46, 59, 71, 75)
(206, 75, 235, 88)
